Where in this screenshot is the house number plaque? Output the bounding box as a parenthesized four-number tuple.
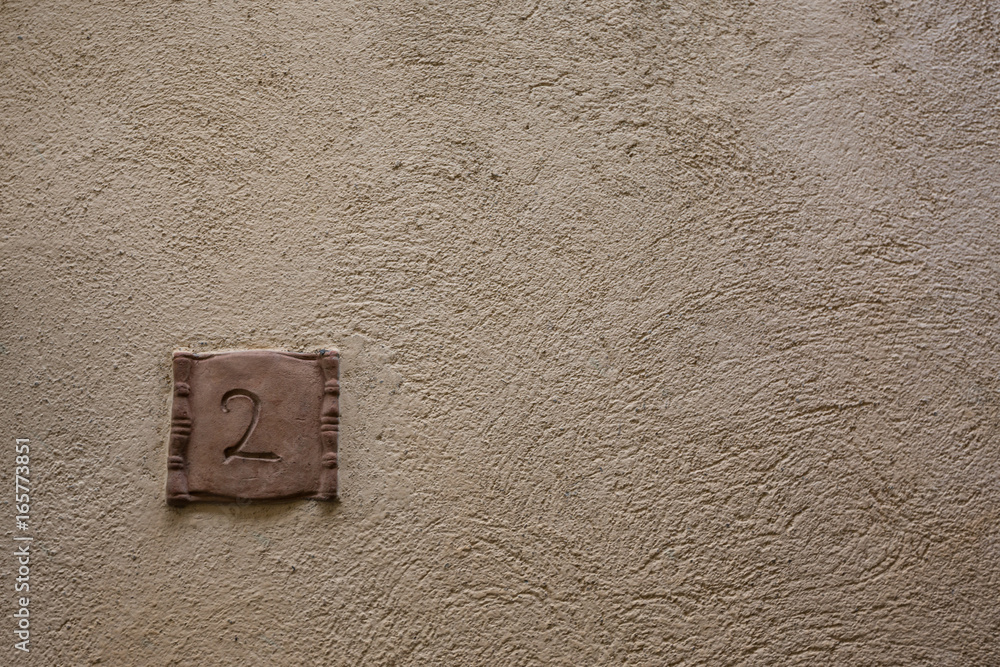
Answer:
(166, 349, 339, 505)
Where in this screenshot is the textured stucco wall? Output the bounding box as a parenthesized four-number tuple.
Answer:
(2, 0, 999, 664)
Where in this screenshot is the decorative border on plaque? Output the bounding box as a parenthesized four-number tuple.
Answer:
(316, 351, 340, 501)
(166, 353, 194, 506)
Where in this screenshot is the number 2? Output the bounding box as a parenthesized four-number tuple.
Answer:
(221, 389, 280, 463)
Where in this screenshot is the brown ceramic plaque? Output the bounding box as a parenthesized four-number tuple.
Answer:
(166, 349, 339, 506)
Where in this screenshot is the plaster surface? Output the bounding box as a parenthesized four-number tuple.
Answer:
(1, 0, 999, 664)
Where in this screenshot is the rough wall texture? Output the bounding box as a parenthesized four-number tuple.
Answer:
(2, 0, 999, 664)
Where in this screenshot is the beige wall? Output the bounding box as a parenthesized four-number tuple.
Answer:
(2, 0, 999, 664)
